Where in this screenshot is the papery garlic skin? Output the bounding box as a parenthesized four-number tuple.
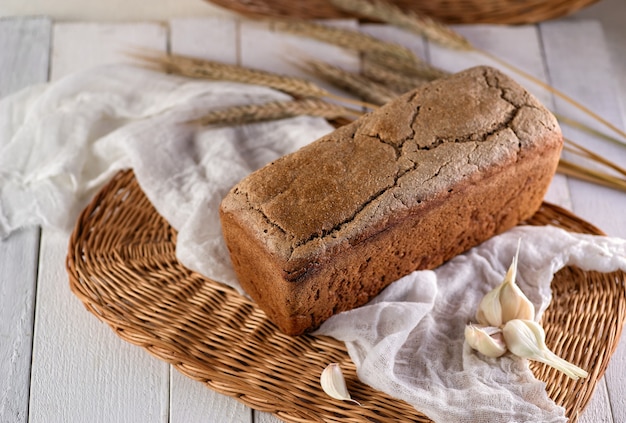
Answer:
(476, 240, 535, 326)
(320, 363, 361, 405)
(476, 286, 504, 327)
(502, 319, 589, 380)
(499, 241, 535, 322)
(465, 324, 507, 358)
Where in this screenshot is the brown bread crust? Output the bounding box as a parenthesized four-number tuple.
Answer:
(220, 66, 563, 335)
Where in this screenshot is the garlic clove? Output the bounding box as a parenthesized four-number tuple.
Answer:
(502, 319, 589, 380)
(476, 285, 504, 327)
(499, 240, 535, 322)
(320, 363, 361, 405)
(465, 324, 507, 358)
(476, 239, 535, 326)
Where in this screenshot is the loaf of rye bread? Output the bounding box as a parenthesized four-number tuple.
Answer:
(220, 65, 563, 336)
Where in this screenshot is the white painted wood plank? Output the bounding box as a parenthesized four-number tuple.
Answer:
(28, 22, 171, 423)
(29, 230, 170, 423)
(256, 411, 284, 423)
(0, 227, 41, 423)
(540, 20, 626, 423)
(0, 228, 40, 423)
(0, 16, 51, 423)
(169, 368, 252, 423)
(0, 17, 51, 97)
(50, 22, 168, 79)
(540, 20, 626, 237)
(168, 16, 252, 423)
(577, 379, 614, 423)
(170, 17, 238, 64)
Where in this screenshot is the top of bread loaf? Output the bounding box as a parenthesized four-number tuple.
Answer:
(220, 66, 561, 280)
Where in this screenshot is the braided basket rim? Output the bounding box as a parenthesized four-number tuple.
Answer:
(204, 0, 600, 25)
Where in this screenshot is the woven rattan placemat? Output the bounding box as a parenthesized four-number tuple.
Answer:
(67, 169, 626, 422)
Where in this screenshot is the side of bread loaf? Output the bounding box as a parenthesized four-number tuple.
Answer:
(220, 65, 563, 336)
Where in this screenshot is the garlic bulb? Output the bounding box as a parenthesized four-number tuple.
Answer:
(465, 324, 507, 358)
(320, 363, 361, 405)
(476, 240, 535, 326)
(502, 319, 588, 380)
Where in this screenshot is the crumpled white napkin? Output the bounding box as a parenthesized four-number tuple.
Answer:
(316, 225, 626, 422)
(0, 64, 333, 286)
(2, 64, 626, 423)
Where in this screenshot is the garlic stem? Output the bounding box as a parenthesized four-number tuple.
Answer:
(502, 319, 588, 380)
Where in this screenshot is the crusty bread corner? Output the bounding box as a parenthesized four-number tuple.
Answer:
(220, 65, 563, 335)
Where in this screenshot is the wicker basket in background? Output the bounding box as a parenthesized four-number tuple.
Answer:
(205, 0, 599, 24)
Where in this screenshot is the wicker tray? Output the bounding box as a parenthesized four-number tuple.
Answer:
(67, 169, 626, 422)
(206, 0, 599, 24)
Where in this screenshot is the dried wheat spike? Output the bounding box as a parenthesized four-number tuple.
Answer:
(363, 51, 450, 81)
(306, 60, 398, 105)
(272, 19, 419, 64)
(330, 0, 472, 50)
(135, 51, 330, 99)
(193, 98, 361, 126)
(361, 59, 428, 94)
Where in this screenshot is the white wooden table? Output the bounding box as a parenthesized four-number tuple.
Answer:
(1, 15, 625, 423)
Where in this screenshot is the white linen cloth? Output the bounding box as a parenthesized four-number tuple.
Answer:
(2, 64, 626, 423)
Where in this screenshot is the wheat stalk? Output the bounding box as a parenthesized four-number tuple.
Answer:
(132, 51, 377, 111)
(361, 59, 428, 93)
(271, 18, 419, 65)
(133, 51, 328, 98)
(475, 49, 626, 142)
(362, 51, 450, 82)
(564, 138, 626, 177)
(557, 159, 626, 192)
(133, 45, 625, 193)
(303, 60, 626, 191)
(329, 0, 472, 50)
(554, 113, 626, 149)
(271, 18, 448, 82)
(305, 60, 398, 105)
(328, 0, 626, 143)
(192, 98, 362, 126)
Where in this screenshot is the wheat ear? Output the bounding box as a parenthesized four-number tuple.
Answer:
(361, 59, 429, 93)
(133, 51, 328, 98)
(131, 51, 376, 110)
(362, 52, 449, 82)
(271, 18, 419, 64)
(305, 60, 398, 105)
(329, 0, 472, 50)
(192, 98, 362, 126)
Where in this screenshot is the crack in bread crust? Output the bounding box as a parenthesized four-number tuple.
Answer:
(255, 70, 528, 261)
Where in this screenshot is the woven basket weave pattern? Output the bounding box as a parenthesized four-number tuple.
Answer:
(205, 0, 599, 24)
(67, 169, 626, 422)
